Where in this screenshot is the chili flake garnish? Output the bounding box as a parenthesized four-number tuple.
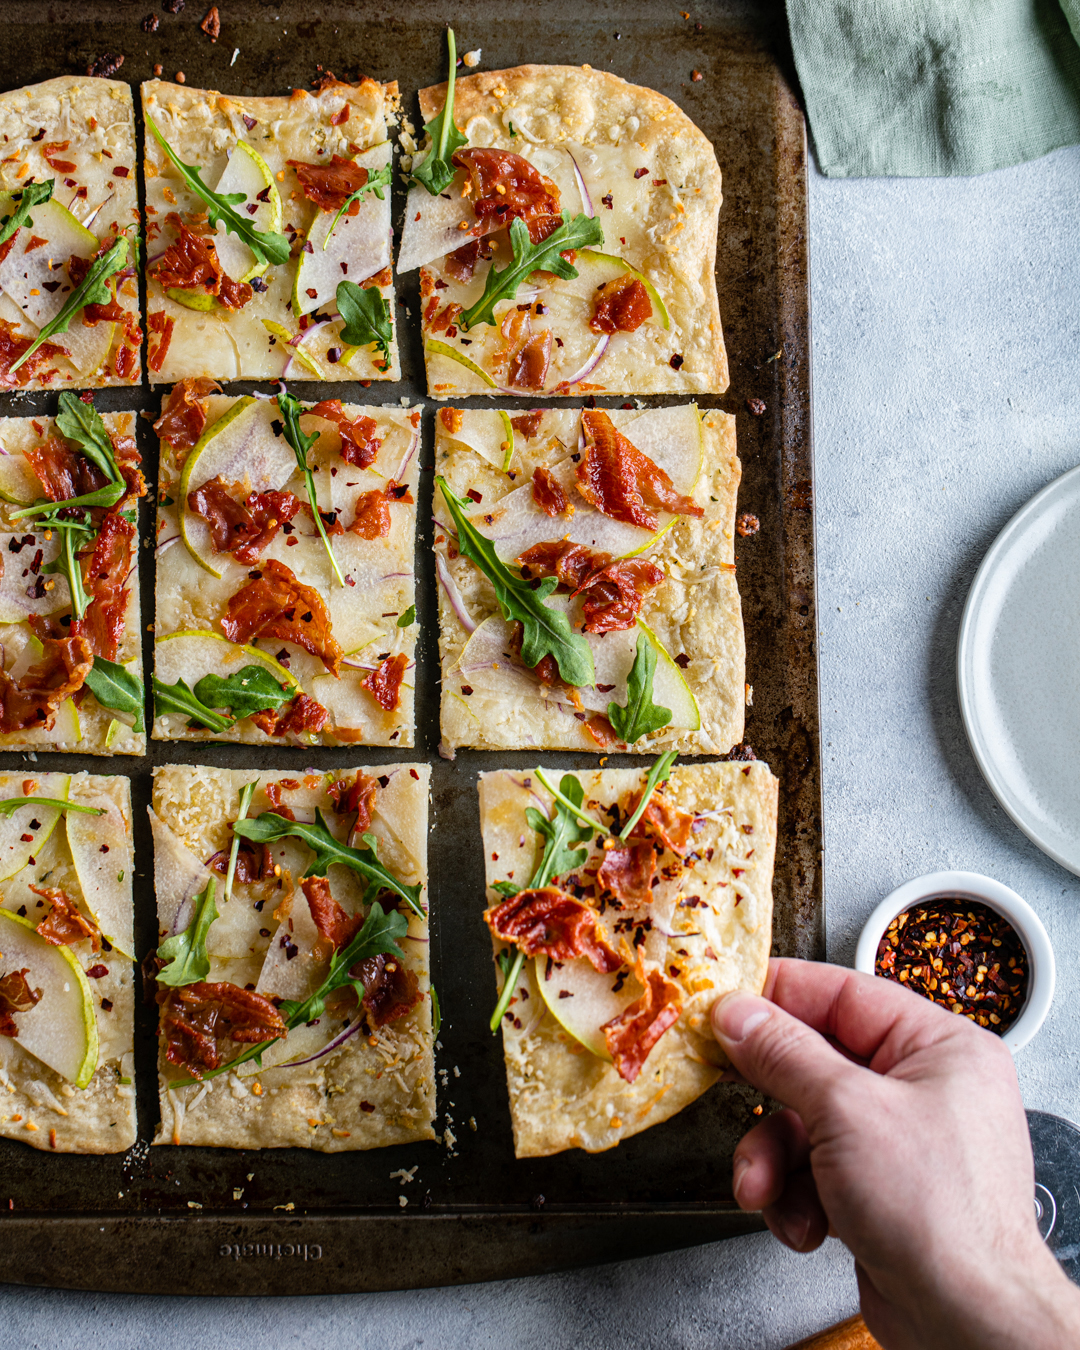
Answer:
(875, 899, 1029, 1034)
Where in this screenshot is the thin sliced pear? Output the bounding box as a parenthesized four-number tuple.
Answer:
(0, 772, 70, 881)
(65, 790, 134, 957)
(444, 409, 516, 472)
(425, 339, 498, 389)
(0, 697, 80, 748)
(166, 287, 217, 313)
(0, 199, 98, 330)
(213, 140, 282, 283)
(534, 953, 641, 1059)
(56, 317, 117, 376)
(260, 319, 325, 379)
(564, 250, 671, 330)
(155, 630, 301, 704)
(0, 532, 71, 621)
(0, 909, 98, 1087)
(149, 807, 215, 938)
(396, 169, 485, 274)
(178, 397, 298, 577)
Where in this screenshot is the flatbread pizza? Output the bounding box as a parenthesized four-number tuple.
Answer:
(434, 404, 745, 756)
(399, 58, 726, 398)
(151, 764, 435, 1151)
(0, 772, 136, 1153)
(141, 77, 399, 383)
(0, 399, 146, 755)
(481, 759, 777, 1157)
(153, 382, 418, 747)
(0, 75, 141, 389)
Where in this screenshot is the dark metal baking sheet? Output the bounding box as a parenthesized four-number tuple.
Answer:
(0, 0, 819, 1294)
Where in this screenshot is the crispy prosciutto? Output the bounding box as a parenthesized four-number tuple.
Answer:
(577, 410, 703, 531)
(500, 308, 552, 392)
(70, 512, 135, 662)
(307, 400, 381, 469)
(517, 540, 664, 634)
(264, 780, 296, 820)
(0, 631, 93, 735)
(187, 476, 301, 564)
(0, 318, 65, 389)
(531, 466, 569, 517)
(601, 969, 682, 1083)
(351, 952, 422, 1028)
(590, 275, 652, 334)
(346, 489, 390, 540)
(220, 558, 343, 676)
(328, 772, 378, 832)
(486, 887, 622, 974)
(0, 968, 40, 1037)
(68, 235, 135, 326)
(147, 310, 175, 373)
(444, 236, 491, 283)
(153, 376, 221, 455)
(250, 691, 329, 738)
(33, 885, 101, 951)
(25, 435, 109, 503)
(453, 147, 563, 244)
(208, 838, 271, 884)
(597, 841, 656, 907)
(153, 214, 253, 310)
(303, 875, 363, 950)
(287, 155, 370, 212)
(511, 409, 544, 440)
(158, 980, 287, 1078)
(362, 653, 407, 712)
(628, 789, 695, 857)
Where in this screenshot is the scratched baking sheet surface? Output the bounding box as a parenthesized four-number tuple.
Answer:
(0, 0, 818, 1291)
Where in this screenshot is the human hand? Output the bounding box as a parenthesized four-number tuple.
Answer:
(712, 959, 1080, 1350)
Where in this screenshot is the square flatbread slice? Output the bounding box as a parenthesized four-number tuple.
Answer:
(0, 409, 144, 755)
(153, 388, 418, 747)
(142, 77, 399, 383)
(0, 75, 141, 388)
(435, 404, 744, 756)
(0, 772, 135, 1153)
(480, 761, 777, 1157)
(151, 764, 435, 1151)
(399, 65, 726, 398)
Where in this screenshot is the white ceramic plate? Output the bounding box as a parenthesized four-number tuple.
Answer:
(958, 463, 1080, 876)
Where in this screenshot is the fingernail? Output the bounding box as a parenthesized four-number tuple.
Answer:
(776, 1208, 811, 1252)
(713, 991, 771, 1044)
(732, 1155, 751, 1207)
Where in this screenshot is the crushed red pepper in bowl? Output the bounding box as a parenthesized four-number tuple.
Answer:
(875, 898, 1029, 1035)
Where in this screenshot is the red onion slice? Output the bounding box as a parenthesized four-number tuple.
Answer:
(565, 149, 593, 217)
(436, 551, 477, 634)
(279, 1016, 364, 1068)
(155, 535, 179, 557)
(558, 334, 609, 387)
(394, 425, 420, 482)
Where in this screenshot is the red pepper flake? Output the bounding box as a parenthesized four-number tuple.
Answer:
(112, 165, 130, 178)
(669, 353, 684, 369)
(86, 964, 109, 979)
(875, 898, 1029, 1034)
(674, 653, 690, 669)
(86, 53, 124, 79)
(142, 13, 160, 32)
(633, 168, 649, 179)
(465, 488, 482, 504)
(331, 105, 350, 127)
(601, 192, 613, 209)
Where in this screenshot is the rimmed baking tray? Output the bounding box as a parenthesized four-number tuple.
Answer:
(0, 0, 819, 1294)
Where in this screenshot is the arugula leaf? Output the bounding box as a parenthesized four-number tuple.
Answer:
(488, 945, 526, 1033)
(224, 781, 258, 907)
(54, 390, 124, 485)
(193, 665, 291, 720)
(9, 234, 131, 374)
(492, 879, 521, 899)
(0, 796, 102, 818)
(0, 179, 54, 248)
(156, 878, 218, 988)
(152, 675, 233, 732)
(37, 514, 95, 620)
(410, 28, 467, 196)
(325, 162, 393, 246)
(11, 482, 124, 523)
(234, 810, 425, 919)
(145, 117, 290, 267)
(460, 212, 605, 329)
(83, 657, 145, 733)
(438, 477, 593, 686)
(336, 281, 392, 369)
(532, 767, 605, 839)
(397, 604, 415, 628)
(618, 750, 679, 842)
(607, 634, 672, 743)
(276, 388, 344, 587)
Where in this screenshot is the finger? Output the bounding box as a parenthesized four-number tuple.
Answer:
(762, 1166, 829, 1253)
(732, 1108, 810, 1211)
(711, 988, 863, 1125)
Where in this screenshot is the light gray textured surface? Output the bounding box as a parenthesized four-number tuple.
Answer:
(3, 118, 1080, 1350)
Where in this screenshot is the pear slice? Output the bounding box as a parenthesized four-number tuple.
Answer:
(165, 287, 217, 313)
(425, 339, 498, 389)
(155, 630, 301, 707)
(543, 249, 670, 329)
(177, 397, 299, 576)
(395, 168, 485, 274)
(0, 531, 71, 621)
(0, 772, 70, 881)
(56, 317, 117, 376)
(534, 954, 642, 1060)
(292, 144, 392, 317)
(0, 199, 98, 330)
(212, 140, 283, 284)
(65, 789, 134, 957)
(149, 807, 215, 938)
(0, 909, 98, 1087)
(443, 408, 516, 472)
(0, 698, 80, 749)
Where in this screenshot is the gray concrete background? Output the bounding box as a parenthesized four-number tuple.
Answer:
(3, 93, 1080, 1350)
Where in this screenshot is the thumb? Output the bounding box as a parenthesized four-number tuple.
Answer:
(712, 989, 863, 1127)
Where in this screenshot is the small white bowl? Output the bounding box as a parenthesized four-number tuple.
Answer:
(854, 870, 1055, 1053)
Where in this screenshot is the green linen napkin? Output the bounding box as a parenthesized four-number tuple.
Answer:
(786, 0, 1080, 176)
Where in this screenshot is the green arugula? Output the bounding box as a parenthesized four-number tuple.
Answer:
(0, 179, 54, 248)
(233, 810, 425, 920)
(54, 391, 124, 486)
(276, 389, 345, 587)
(83, 657, 145, 733)
(438, 477, 593, 686)
(618, 751, 679, 842)
(193, 665, 292, 720)
(410, 28, 467, 196)
(460, 212, 605, 329)
(145, 117, 290, 267)
(532, 767, 605, 836)
(156, 877, 219, 988)
(607, 634, 672, 743)
(336, 280, 392, 370)
(325, 162, 393, 246)
(9, 234, 131, 374)
(0, 795, 102, 818)
(397, 604, 415, 628)
(224, 781, 258, 907)
(152, 675, 233, 733)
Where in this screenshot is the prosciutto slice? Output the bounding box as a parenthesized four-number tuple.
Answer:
(517, 539, 664, 634)
(602, 969, 682, 1082)
(577, 410, 703, 532)
(486, 887, 622, 974)
(33, 885, 101, 951)
(153, 376, 221, 454)
(453, 147, 563, 244)
(220, 558, 343, 676)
